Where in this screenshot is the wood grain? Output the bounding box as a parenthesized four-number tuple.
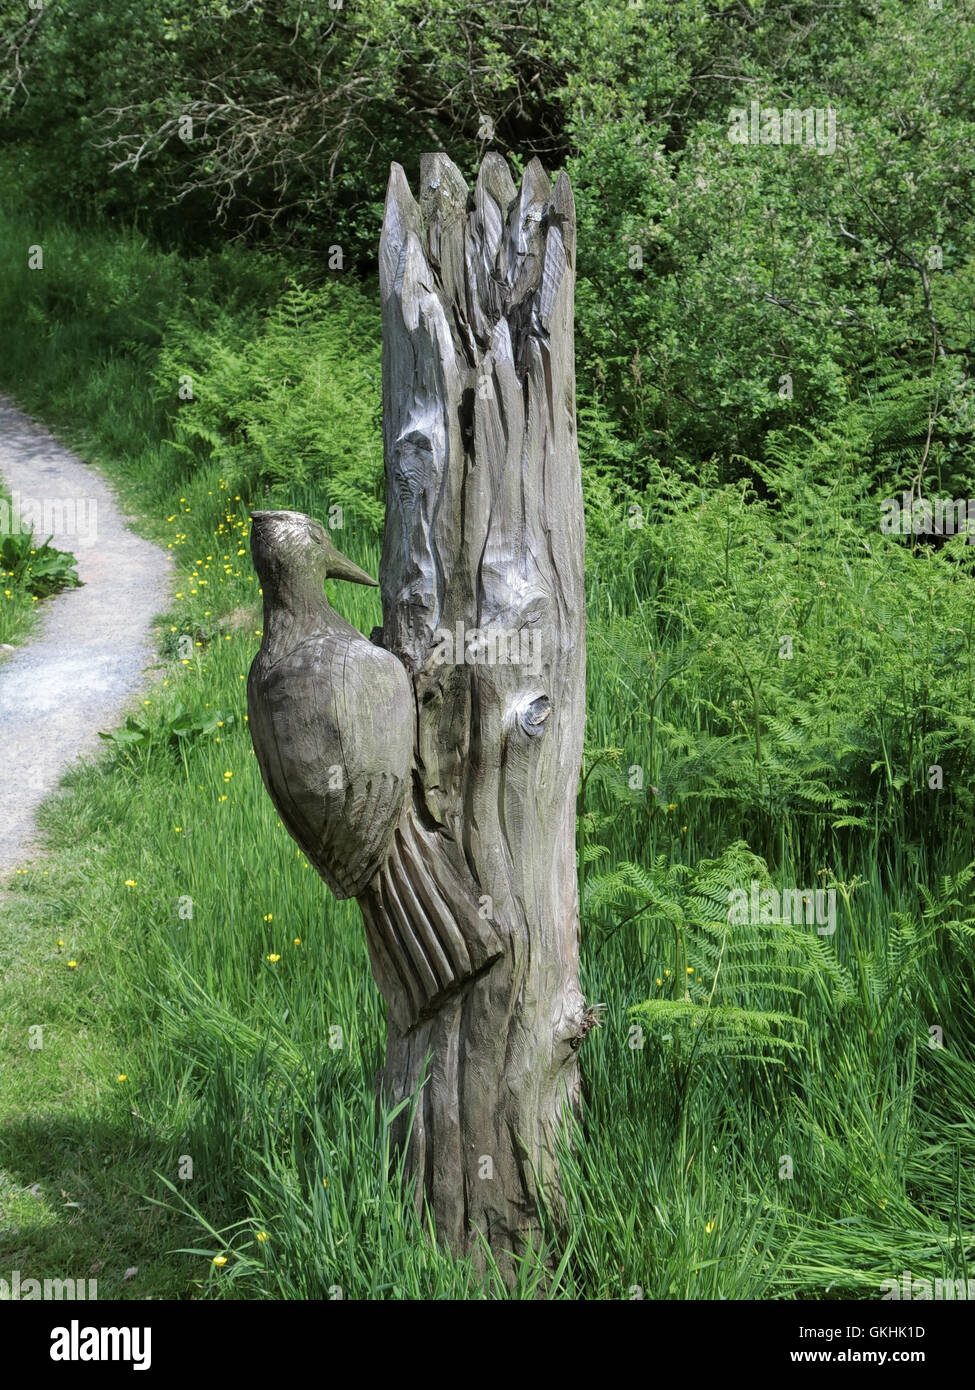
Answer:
(248, 153, 589, 1276)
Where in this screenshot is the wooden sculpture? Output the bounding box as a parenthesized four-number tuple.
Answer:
(248, 151, 591, 1275)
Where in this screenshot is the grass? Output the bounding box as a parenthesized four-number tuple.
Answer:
(0, 204, 972, 1299)
(0, 490, 43, 648)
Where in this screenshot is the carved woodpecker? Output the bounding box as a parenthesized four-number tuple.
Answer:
(247, 510, 413, 898)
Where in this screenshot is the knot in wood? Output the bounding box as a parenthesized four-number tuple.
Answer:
(513, 691, 551, 739)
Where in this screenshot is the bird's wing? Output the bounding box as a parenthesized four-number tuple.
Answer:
(249, 633, 414, 897)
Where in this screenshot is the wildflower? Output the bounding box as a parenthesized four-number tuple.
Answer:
(686, 967, 694, 975)
(705, 1220, 715, 1235)
(212, 1255, 228, 1267)
(667, 803, 677, 811)
(655, 977, 662, 986)
(57, 938, 64, 947)
(67, 960, 78, 968)
(293, 937, 301, 946)
(263, 913, 273, 922)
(266, 954, 281, 963)
(256, 1232, 269, 1242)
(117, 1074, 128, 1083)
(223, 771, 233, 781)
(125, 879, 137, 887)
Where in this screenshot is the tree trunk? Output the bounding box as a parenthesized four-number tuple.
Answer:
(362, 151, 591, 1272)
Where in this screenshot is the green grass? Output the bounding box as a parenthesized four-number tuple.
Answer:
(0, 491, 42, 648)
(0, 205, 973, 1299)
(1, 493, 84, 650)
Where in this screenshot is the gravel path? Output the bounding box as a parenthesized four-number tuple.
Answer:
(0, 399, 172, 878)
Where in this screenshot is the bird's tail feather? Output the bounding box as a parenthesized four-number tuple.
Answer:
(358, 805, 504, 1030)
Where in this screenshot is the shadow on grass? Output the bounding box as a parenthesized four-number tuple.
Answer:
(0, 1112, 202, 1300)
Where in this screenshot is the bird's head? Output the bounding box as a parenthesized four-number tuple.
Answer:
(250, 510, 378, 592)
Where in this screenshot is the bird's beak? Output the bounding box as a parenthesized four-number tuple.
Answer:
(325, 548, 379, 587)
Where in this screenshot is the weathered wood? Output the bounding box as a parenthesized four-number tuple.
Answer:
(248, 152, 590, 1274)
(248, 512, 414, 899)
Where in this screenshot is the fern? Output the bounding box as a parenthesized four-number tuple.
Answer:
(152, 278, 385, 531)
(586, 843, 859, 1066)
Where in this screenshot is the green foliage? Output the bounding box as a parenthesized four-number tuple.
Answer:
(98, 703, 237, 765)
(154, 281, 384, 526)
(591, 844, 814, 1066)
(4, 0, 973, 483)
(583, 440, 975, 875)
(0, 211, 386, 554)
(1, 2, 975, 1297)
(0, 491, 39, 647)
(0, 528, 80, 599)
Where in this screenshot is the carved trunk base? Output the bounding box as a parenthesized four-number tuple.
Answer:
(380, 957, 589, 1273)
